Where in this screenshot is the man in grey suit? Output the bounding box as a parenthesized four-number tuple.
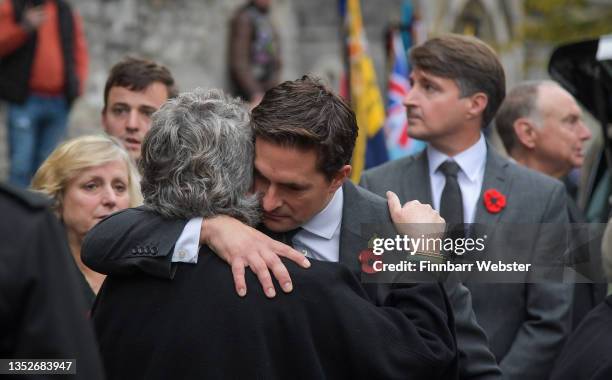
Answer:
(83, 76, 459, 378)
(360, 35, 573, 380)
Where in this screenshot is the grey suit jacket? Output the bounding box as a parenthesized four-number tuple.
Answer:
(361, 147, 573, 380)
(82, 181, 460, 379)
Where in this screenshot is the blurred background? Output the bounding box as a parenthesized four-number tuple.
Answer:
(1, 0, 611, 179)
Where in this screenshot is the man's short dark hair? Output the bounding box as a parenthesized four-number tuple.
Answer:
(103, 57, 178, 111)
(410, 34, 506, 128)
(251, 75, 357, 180)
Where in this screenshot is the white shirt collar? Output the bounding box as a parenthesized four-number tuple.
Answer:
(300, 187, 343, 240)
(427, 134, 487, 183)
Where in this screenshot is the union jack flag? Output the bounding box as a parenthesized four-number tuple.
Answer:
(384, 23, 426, 159)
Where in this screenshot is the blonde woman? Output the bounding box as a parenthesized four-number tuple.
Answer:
(32, 134, 142, 302)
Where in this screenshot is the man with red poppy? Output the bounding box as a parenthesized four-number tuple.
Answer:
(496, 80, 606, 330)
(361, 35, 572, 380)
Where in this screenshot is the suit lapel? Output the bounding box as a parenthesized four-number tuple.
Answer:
(339, 182, 374, 274)
(402, 151, 434, 204)
(474, 147, 510, 225)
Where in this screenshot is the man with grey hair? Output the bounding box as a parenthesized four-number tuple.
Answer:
(495, 80, 605, 329)
(137, 89, 258, 224)
(496, 80, 592, 179)
(90, 88, 457, 379)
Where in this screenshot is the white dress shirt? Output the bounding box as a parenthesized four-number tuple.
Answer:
(172, 188, 344, 263)
(171, 217, 202, 263)
(292, 187, 343, 262)
(427, 134, 487, 224)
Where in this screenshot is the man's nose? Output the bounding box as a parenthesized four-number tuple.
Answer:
(402, 87, 418, 108)
(261, 184, 282, 212)
(126, 110, 141, 132)
(577, 121, 592, 141)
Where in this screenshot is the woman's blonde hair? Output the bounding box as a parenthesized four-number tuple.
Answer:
(31, 134, 143, 213)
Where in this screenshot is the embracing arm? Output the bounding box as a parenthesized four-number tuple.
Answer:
(369, 282, 459, 378)
(386, 191, 500, 379)
(82, 207, 310, 295)
(294, 261, 458, 379)
(82, 207, 187, 279)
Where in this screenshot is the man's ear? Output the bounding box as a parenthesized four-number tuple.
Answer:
(513, 118, 537, 149)
(465, 92, 488, 120)
(329, 165, 351, 192)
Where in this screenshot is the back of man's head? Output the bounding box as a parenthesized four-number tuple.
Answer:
(496, 80, 591, 179)
(103, 57, 178, 112)
(410, 34, 506, 128)
(496, 80, 573, 153)
(251, 75, 357, 180)
(139, 88, 259, 225)
(495, 80, 547, 154)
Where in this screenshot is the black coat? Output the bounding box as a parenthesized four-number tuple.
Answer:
(0, 183, 104, 379)
(94, 251, 455, 380)
(550, 295, 612, 380)
(566, 196, 608, 329)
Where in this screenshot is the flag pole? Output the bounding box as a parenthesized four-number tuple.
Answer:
(338, 0, 350, 103)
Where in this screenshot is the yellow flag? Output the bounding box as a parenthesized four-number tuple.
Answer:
(345, 0, 386, 182)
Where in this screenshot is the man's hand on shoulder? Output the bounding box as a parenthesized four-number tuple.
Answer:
(387, 191, 446, 240)
(200, 215, 311, 298)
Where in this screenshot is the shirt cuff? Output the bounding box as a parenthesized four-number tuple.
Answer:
(171, 217, 202, 263)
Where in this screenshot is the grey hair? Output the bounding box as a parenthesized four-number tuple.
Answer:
(495, 80, 561, 153)
(139, 88, 260, 225)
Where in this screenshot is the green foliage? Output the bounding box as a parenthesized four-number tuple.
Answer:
(524, 0, 612, 42)
(525, 0, 585, 15)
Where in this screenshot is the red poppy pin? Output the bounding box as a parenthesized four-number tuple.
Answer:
(483, 188, 506, 214)
(358, 249, 378, 274)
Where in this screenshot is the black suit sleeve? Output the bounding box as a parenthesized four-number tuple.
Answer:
(82, 207, 187, 279)
(374, 282, 458, 378)
(592, 364, 612, 380)
(299, 267, 458, 379)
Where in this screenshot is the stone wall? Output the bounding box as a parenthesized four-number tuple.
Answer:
(0, 0, 406, 179)
(0, 0, 520, 180)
